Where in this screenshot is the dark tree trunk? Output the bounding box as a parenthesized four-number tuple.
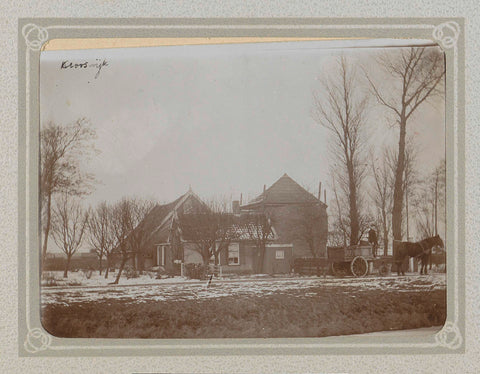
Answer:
(202, 246, 211, 266)
(41, 192, 52, 270)
(113, 256, 128, 284)
(63, 254, 72, 278)
(434, 174, 438, 235)
(104, 256, 110, 279)
(383, 211, 388, 257)
(347, 162, 360, 245)
(392, 117, 407, 241)
(405, 186, 409, 240)
(256, 245, 266, 274)
(98, 254, 103, 275)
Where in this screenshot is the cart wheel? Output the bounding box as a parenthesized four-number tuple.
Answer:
(350, 256, 368, 277)
(331, 262, 345, 276)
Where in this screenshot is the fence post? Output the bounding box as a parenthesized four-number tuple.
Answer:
(180, 262, 185, 277)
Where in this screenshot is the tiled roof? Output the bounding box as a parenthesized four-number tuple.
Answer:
(229, 223, 276, 241)
(178, 213, 276, 242)
(241, 173, 321, 208)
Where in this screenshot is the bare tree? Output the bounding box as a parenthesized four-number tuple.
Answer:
(125, 198, 156, 271)
(87, 202, 115, 276)
(369, 149, 393, 256)
(313, 56, 369, 245)
(432, 160, 446, 236)
(241, 212, 274, 274)
(213, 213, 241, 265)
(384, 138, 418, 240)
(179, 215, 239, 267)
(329, 174, 348, 247)
(414, 160, 446, 239)
(111, 198, 154, 284)
(178, 211, 219, 265)
(50, 193, 89, 278)
(40, 118, 96, 268)
(177, 196, 242, 266)
(365, 47, 445, 241)
(290, 204, 326, 258)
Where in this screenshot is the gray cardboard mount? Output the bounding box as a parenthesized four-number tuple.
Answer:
(18, 18, 465, 357)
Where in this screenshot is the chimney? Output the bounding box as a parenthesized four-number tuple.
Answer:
(318, 181, 322, 200)
(263, 184, 266, 195)
(232, 200, 240, 214)
(324, 189, 327, 204)
(240, 193, 243, 205)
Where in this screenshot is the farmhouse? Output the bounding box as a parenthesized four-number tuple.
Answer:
(133, 189, 209, 272)
(240, 173, 328, 259)
(134, 174, 328, 274)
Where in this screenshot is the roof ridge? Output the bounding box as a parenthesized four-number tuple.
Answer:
(145, 190, 193, 242)
(242, 173, 321, 207)
(277, 173, 320, 202)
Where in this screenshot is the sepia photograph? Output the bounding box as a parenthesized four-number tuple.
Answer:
(39, 38, 447, 339)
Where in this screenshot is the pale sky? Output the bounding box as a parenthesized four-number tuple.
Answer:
(40, 39, 445, 209)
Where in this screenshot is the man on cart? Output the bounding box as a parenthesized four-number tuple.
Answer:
(368, 227, 378, 257)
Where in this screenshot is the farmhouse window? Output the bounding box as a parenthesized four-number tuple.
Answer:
(275, 249, 285, 259)
(228, 243, 240, 265)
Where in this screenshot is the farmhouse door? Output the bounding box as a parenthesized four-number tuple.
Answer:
(265, 245, 293, 274)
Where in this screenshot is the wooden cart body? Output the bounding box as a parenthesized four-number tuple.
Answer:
(327, 245, 375, 277)
(293, 247, 395, 277)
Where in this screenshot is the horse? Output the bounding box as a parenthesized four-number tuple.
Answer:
(393, 235, 444, 275)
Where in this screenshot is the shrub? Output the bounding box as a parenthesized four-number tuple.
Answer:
(82, 268, 93, 279)
(234, 269, 254, 276)
(41, 272, 59, 287)
(124, 266, 139, 279)
(66, 280, 82, 286)
(184, 263, 208, 280)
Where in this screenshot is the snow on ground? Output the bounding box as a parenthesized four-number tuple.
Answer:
(41, 272, 446, 306)
(41, 270, 194, 287)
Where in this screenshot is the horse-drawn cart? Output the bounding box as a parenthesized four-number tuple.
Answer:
(293, 245, 395, 277)
(328, 245, 375, 277)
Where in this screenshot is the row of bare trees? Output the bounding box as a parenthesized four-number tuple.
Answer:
(314, 47, 445, 249)
(47, 193, 154, 282)
(41, 118, 156, 283)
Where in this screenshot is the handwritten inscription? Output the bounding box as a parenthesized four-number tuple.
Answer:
(60, 59, 109, 79)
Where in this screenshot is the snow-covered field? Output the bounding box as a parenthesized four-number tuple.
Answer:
(41, 272, 446, 306)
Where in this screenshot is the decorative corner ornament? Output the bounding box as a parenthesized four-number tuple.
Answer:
(432, 21, 460, 50)
(435, 321, 463, 350)
(21, 23, 48, 51)
(24, 328, 52, 353)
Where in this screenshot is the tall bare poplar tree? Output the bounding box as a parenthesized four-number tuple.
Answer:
(313, 56, 368, 245)
(40, 118, 96, 268)
(370, 149, 393, 256)
(365, 47, 445, 241)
